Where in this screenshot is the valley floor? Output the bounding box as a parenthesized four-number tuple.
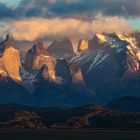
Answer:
(0, 129, 140, 140)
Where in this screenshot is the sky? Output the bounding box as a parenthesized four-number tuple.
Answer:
(0, 0, 140, 43)
(0, 0, 20, 6)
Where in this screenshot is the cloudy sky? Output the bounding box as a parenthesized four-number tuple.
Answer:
(0, 0, 140, 43)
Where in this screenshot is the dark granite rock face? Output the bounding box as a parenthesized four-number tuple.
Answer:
(47, 38, 74, 58)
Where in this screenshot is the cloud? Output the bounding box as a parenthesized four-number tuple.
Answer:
(1, 0, 140, 20)
(1, 15, 130, 42)
(91, 14, 130, 33)
(0, 2, 15, 19)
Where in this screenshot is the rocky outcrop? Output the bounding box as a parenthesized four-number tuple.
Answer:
(0, 47, 22, 81)
(8, 111, 47, 129)
(77, 39, 88, 52)
(0, 33, 22, 81)
(24, 42, 56, 81)
(0, 33, 16, 54)
(47, 38, 74, 58)
(89, 33, 106, 50)
(25, 42, 50, 71)
(0, 34, 32, 105)
(51, 104, 140, 129)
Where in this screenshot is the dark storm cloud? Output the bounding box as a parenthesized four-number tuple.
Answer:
(1, 0, 140, 20)
(16, 0, 140, 18)
(0, 2, 15, 19)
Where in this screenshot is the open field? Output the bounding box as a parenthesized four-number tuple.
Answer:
(0, 129, 140, 140)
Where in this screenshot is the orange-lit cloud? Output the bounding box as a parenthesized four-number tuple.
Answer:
(1, 15, 130, 42)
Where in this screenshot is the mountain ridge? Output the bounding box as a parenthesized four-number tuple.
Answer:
(0, 32, 140, 107)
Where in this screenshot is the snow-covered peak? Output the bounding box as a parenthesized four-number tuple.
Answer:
(111, 33, 140, 61)
(72, 32, 140, 75)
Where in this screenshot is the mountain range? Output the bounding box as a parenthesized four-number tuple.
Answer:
(0, 32, 140, 108)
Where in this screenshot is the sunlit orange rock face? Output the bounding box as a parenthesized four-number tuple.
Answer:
(0, 33, 22, 81)
(77, 39, 88, 52)
(1, 47, 22, 81)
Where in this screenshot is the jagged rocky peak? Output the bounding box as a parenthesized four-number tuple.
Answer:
(73, 33, 140, 74)
(22, 41, 56, 89)
(31, 42, 48, 56)
(77, 39, 88, 52)
(108, 33, 133, 45)
(0, 33, 16, 53)
(88, 32, 140, 59)
(5, 33, 15, 47)
(47, 37, 74, 58)
(0, 33, 22, 81)
(71, 32, 140, 102)
(88, 33, 132, 51)
(108, 33, 140, 63)
(6, 32, 14, 41)
(89, 33, 107, 50)
(24, 41, 54, 72)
